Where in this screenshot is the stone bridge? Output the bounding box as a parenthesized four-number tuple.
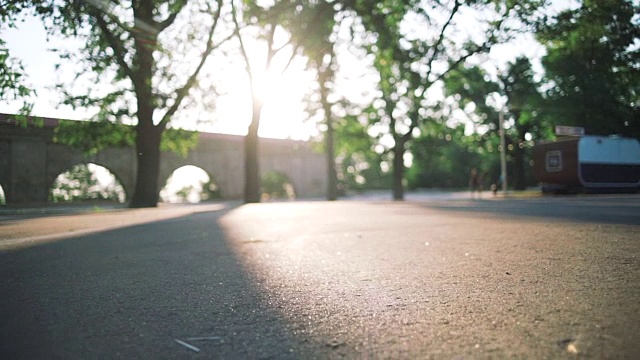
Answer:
(0, 114, 327, 205)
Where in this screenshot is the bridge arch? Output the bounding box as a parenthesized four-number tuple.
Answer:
(48, 162, 127, 203)
(0, 183, 6, 205)
(45, 144, 136, 204)
(160, 165, 221, 203)
(261, 171, 296, 201)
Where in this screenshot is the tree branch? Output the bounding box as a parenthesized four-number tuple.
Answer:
(426, 0, 461, 81)
(431, 5, 510, 87)
(232, 0, 255, 88)
(159, 0, 223, 128)
(86, 0, 136, 34)
(94, 14, 135, 80)
(157, 0, 188, 32)
(278, 43, 300, 76)
(265, 23, 278, 71)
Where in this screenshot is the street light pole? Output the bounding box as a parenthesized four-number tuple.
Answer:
(499, 109, 507, 193)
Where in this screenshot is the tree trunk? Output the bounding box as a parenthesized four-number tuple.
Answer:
(129, 11, 160, 208)
(326, 116, 338, 201)
(319, 73, 337, 201)
(512, 136, 527, 191)
(392, 140, 405, 200)
(244, 99, 262, 203)
(512, 121, 530, 191)
(130, 124, 162, 208)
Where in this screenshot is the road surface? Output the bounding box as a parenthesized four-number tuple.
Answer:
(1, 195, 639, 358)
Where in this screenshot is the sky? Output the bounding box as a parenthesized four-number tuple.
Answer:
(0, 4, 551, 141)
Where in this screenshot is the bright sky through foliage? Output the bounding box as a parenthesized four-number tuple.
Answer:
(0, 14, 319, 140)
(0, 4, 563, 140)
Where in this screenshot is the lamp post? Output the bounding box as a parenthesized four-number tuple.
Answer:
(499, 109, 507, 193)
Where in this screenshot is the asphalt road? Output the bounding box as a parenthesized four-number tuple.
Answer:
(1, 195, 639, 358)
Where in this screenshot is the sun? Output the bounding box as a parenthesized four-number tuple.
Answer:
(210, 56, 318, 140)
(258, 67, 318, 140)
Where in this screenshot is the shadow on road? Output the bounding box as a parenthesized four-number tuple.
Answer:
(412, 195, 640, 226)
(0, 204, 318, 358)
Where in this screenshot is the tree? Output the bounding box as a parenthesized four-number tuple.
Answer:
(232, 0, 303, 203)
(0, 39, 33, 114)
(499, 57, 546, 189)
(445, 57, 547, 190)
(0, 2, 43, 115)
(316, 52, 340, 200)
(537, 0, 640, 138)
(341, 0, 530, 199)
(21, 0, 229, 208)
(292, 2, 340, 201)
(334, 110, 391, 193)
(232, 0, 342, 202)
(408, 122, 486, 190)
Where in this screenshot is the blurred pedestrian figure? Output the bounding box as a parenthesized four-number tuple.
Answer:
(491, 175, 503, 196)
(469, 168, 481, 198)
